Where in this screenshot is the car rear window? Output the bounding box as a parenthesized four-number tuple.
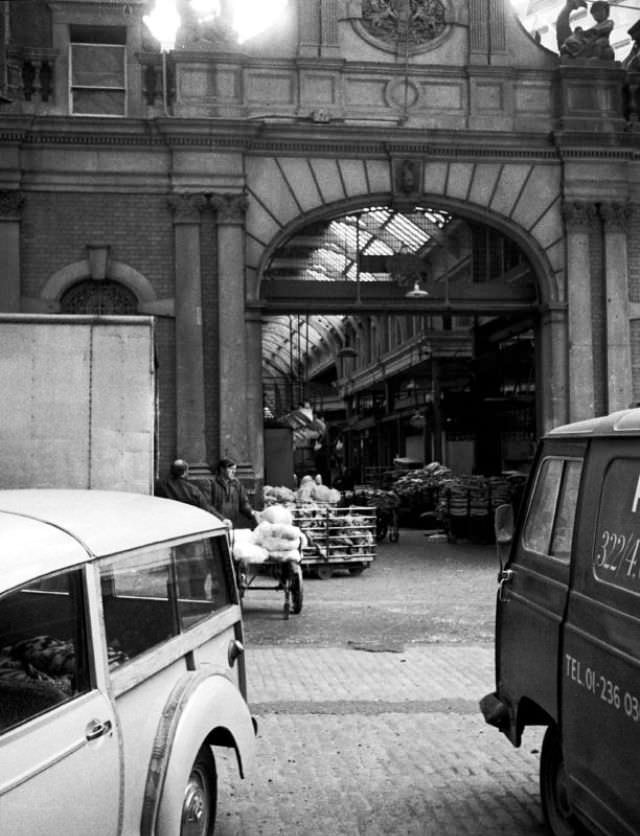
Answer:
(99, 535, 233, 668)
(0, 569, 91, 733)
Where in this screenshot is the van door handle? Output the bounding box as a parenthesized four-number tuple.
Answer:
(86, 719, 113, 741)
(498, 569, 514, 602)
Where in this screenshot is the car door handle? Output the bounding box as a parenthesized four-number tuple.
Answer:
(86, 719, 113, 741)
(498, 569, 514, 602)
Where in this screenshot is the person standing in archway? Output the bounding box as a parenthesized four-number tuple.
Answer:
(210, 458, 259, 529)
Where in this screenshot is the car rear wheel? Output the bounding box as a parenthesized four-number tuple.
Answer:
(540, 725, 582, 836)
(181, 745, 217, 836)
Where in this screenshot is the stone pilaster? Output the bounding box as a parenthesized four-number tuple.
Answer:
(0, 191, 24, 312)
(168, 192, 209, 473)
(540, 304, 569, 432)
(246, 307, 265, 504)
(563, 200, 597, 421)
(211, 192, 254, 479)
(600, 201, 633, 411)
(298, 0, 321, 57)
(321, 0, 341, 57)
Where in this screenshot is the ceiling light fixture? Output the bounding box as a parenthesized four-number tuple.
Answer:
(405, 281, 429, 298)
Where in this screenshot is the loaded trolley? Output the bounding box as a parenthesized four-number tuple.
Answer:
(293, 505, 376, 579)
(230, 527, 304, 619)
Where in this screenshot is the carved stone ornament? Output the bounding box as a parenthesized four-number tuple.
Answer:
(562, 201, 597, 232)
(599, 201, 633, 233)
(210, 193, 249, 224)
(360, 0, 446, 47)
(0, 190, 25, 218)
(168, 193, 208, 222)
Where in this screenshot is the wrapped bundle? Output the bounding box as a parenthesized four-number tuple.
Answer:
(259, 504, 294, 526)
(262, 485, 296, 506)
(252, 520, 304, 562)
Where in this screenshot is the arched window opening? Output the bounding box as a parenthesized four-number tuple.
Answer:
(60, 279, 138, 314)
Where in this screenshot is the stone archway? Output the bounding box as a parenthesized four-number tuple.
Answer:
(246, 160, 568, 434)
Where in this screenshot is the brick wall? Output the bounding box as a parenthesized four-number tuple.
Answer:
(21, 190, 179, 475)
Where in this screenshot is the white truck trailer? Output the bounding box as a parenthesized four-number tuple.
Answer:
(0, 314, 155, 493)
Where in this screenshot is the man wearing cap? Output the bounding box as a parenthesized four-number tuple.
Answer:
(155, 459, 229, 524)
(210, 458, 259, 529)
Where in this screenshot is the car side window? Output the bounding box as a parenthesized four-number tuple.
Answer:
(175, 535, 233, 630)
(0, 569, 91, 734)
(100, 536, 233, 668)
(522, 457, 582, 562)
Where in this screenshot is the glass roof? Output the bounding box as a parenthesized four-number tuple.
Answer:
(262, 205, 451, 383)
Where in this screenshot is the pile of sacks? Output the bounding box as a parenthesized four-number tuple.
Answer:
(231, 504, 307, 564)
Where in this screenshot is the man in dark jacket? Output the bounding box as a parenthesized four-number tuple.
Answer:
(155, 459, 227, 520)
(210, 458, 258, 529)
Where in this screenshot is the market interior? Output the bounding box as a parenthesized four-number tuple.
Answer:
(260, 204, 538, 508)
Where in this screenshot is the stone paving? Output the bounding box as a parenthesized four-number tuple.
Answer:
(215, 645, 547, 835)
(214, 529, 549, 835)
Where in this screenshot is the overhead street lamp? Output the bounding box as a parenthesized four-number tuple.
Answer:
(143, 0, 181, 115)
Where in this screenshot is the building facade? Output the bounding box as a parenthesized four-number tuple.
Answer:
(1, 0, 640, 495)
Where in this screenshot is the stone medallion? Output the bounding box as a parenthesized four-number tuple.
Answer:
(360, 0, 447, 48)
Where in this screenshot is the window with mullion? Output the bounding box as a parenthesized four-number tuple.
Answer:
(70, 42, 126, 116)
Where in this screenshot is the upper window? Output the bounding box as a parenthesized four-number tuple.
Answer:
(0, 569, 91, 734)
(522, 456, 582, 562)
(69, 26, 126, 117)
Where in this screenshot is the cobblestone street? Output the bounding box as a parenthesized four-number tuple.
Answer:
(215, 529, 549, 835)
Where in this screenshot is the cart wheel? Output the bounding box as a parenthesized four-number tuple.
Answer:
(291, 564, 303, 614)
(375, 519, 388, 542)
(315, 565, 333, 580)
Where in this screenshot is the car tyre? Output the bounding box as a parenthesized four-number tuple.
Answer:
(181, 745, 217, 836)
(540, 725, 582, 836)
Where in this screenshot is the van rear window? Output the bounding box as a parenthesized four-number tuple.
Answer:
(594, 458, 640, 593)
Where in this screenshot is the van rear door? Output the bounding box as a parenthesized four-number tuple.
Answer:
(495, 440, 585, 744)
(562, 442, 640, 835)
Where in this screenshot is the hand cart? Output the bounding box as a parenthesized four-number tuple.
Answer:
(235, 555, 303, 619)
(293, 505, 376, 579)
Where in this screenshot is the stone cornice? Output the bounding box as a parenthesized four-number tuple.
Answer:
(1, 117, 640, 162)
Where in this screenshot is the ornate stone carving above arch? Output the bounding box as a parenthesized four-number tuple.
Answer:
(352, 0, 451, 55)
(32, 248, 174, 316)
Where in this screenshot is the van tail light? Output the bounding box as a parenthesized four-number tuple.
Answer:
(228, 639, 244, 668)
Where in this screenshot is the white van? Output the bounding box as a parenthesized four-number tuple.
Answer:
(0, 489, 256, 836)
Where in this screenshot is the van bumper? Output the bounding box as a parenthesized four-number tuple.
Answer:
(479, 691, 510, 731)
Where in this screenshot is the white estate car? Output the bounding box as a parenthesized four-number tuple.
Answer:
(0, 490, 256, 836)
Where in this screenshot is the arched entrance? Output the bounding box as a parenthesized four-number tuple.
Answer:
(258, 199, 549, 485)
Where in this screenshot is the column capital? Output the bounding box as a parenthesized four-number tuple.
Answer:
(0, 190, 25, 219)
(168, 193, 208, 223)
(562, 200, 597, 232)
(210, 192, 248, 224)
(599, 201, 633, 233)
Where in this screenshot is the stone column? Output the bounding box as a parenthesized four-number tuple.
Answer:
(168, 193, 209, 472)
(246, 307, 264, 504)
(601, 201, 633, 411)
(0, 191, 24, 311)
(211, 193, 254, 479)
(563, 201, 597, 421)
(539, 304, 569, 433)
